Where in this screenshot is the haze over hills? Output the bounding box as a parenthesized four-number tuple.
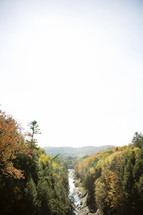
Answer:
(43, 145, 114, 157)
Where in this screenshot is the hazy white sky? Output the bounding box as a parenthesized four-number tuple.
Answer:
(0, 0, 143, 148)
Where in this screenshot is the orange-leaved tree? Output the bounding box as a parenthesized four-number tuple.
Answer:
(0, 110, 32, 179)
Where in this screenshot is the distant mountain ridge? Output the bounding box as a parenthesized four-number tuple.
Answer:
(43, 145, 114, 157)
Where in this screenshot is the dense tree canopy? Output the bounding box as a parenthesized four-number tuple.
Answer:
(0, 110, 73, 215)
(0, 110, 32, 179)
(74, 134, 143, 215)
(1, 108, 143, 215)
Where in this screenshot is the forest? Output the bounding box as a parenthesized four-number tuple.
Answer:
(74, 133, 143, 215)
(0, 109, 73, 215)
(1, 108, 143, 215)
(43, 146, 114, 157)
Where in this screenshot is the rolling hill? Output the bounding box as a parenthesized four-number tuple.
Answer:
(43, 145, 114, 157)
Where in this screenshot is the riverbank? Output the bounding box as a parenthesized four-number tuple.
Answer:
(72, 173, 100, 215)
(76, 192, 99, 215)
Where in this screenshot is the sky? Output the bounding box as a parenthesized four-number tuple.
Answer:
(0, 0, 143, 148)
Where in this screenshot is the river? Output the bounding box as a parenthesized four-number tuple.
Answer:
(68, 169, 80, 214)
(68, 169, 97, 215)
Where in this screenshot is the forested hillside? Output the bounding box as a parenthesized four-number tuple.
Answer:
(0, 110, 73, 215)
(1, 108, 143, 215)
(74, 133, 143, 215)
(44, 145, 114, 157)
(44, 146, 114, 170)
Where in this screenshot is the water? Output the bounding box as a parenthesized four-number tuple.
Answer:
(68, 169, 80, 214)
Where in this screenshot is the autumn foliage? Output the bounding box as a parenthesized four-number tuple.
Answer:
(74, 137, 143, 215)
(0, 110, 32, 179)
(0, 109, 73, 215)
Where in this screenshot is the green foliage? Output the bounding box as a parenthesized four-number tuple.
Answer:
(74, 139, 143, 215)
(0, 110, 73, 215)
(138, 174, 143, 200)
(132, 132, 143, 148)
(28, 120, 41, 142)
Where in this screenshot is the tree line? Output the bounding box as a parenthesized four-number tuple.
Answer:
(0, 109, 73, 215)
(74, 132, 143, 215)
